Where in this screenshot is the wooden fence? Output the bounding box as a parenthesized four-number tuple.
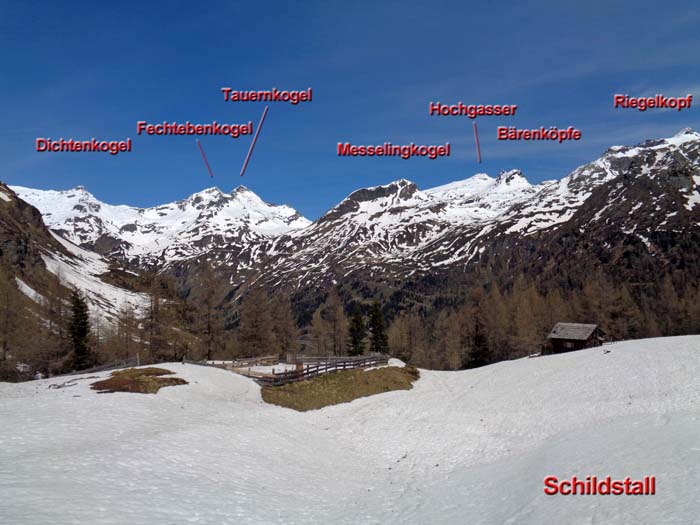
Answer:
(186, 356, 278, 369)
(230, 355, 279, 367)
(288, 355, 379, 365)
(60, 357, 139, 377)
(237, 355, 389, 387)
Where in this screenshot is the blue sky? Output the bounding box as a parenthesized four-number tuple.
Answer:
(2, 1, 699, 219)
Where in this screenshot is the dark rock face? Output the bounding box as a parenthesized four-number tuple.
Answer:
(0, 183, 66, 272)
(93, 235, 128, 255)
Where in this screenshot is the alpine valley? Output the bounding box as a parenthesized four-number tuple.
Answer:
(2, 129, 700, 370)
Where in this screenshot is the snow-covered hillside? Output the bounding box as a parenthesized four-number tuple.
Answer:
(41, 232, 149, 322)
(1, 336, 698, 524)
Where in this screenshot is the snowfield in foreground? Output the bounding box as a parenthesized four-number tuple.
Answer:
(1, 337, 699, 524)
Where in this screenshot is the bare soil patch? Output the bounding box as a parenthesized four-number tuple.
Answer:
(91, 367, 188, 394)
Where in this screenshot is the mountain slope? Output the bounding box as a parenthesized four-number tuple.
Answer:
(1, 336, 698, 523)
(0, 184, 148, 323)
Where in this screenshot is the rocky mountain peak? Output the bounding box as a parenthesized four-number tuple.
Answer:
(495, 169, 528, 186)
(674, 127, 697, 137)
(496, 170, 527, 184)
(344, 179, 419, 204)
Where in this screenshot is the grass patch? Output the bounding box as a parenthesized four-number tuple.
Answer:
(91, 367, 188, 394)
(262, 365, 420, 412)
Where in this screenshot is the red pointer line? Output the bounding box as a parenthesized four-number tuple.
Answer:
(196, 139, 214, 178)
(473, 121, 482, 164)
(240, 105, 269, 177)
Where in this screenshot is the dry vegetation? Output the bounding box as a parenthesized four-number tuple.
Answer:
(262, 365, 420, 412)
(90, 367, 188, 394)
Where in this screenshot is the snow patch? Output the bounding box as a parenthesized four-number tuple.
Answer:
(15, 278, 43, 303)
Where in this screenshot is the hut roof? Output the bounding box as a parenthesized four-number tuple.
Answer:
(547, 323, 600, 341)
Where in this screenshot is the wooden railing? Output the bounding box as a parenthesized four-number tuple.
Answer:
(60, 357, 139, 376)
(191, 355, 279, 369)
(230, 355, 279, 367)
(292, 355, 370, 364)
(241, 355, 389, 387)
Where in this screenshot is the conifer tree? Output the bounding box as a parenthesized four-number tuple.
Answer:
(44, 270, 70, 360)
(368, 301, 388, 354)
(199, 262, 224, 361)
(435, 309, 462, 370)
(326, 288, 347, 356)
(310, 308, 332, 356)
(116, 305, 139, 360)
(464, 288, 490, 367)
(68, 289, 93, 370)
(348, 303, 365, 356)
(388, 315, 410, 362)
(272, 297, 300, 358)
(238, 288, 275, 356)
(482, 285, 509, 362)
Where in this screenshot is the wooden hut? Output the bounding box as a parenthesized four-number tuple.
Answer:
(542, 323, 605, 354)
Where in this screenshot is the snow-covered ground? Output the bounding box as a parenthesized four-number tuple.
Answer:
(1, 337, 699, 524)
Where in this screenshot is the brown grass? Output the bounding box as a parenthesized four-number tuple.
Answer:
(261, 365, 420, 412)
(91, 367, 188, 394)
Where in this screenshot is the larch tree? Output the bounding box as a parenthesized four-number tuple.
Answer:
(238, 288, 275, 356)
(310, 308, 332, 356)
(116, 305, 139, 360)
(435, 309, 463, 370)
(199, 262, 224, 361)
(272, 297, 300, 359)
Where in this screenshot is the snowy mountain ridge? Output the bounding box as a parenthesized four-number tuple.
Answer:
(12, 184, 311, 267)
(265, 129, 700, 287)
(11, 129, 700, 292)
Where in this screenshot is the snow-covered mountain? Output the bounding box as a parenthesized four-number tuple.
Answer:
(264, 129, 700, 288)
(2, 336, 699, 523)
(11, 129, 700, 301)
(264, 169, 550, 285)
(12, 184, 310, 268)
